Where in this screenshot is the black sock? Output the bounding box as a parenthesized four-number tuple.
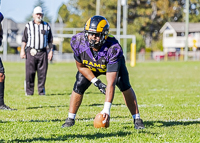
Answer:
(0, 82, 4, 105)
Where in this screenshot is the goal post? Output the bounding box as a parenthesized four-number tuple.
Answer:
(130, 43, 136, 67)
(116, 35, 136, 67)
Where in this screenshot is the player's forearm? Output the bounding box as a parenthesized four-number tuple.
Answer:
(105, 72, 118, 102)
(78, 66, 95, 81)
(100, 80, 114, 116)
(76, 61, 95, 81)
(105, 85, 115, 103)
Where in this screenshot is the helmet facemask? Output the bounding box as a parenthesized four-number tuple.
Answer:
(85, 31, 106, 49)
(84, 15, 110, 50)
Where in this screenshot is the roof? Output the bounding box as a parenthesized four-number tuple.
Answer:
(160, 22, 200, 33)
(2, 18, 18, 31)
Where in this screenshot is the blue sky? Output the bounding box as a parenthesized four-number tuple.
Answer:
(1, 0, 68, 23)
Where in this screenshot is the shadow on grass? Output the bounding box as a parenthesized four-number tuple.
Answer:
(26, 105, 68, 109)
(46, 93, 66, 96)
(84, 91, 101, 95)
(0, 120, 10, 123)
(28, 119, 65, 122)
(10, 131, 133, 142)
(86, 103, 124, 106)
(144, 120, 200, 127)
(0, 119, 65, 123)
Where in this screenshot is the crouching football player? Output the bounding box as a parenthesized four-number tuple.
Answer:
(62, 15, 144, 129)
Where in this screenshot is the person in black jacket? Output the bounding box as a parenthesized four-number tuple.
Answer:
(0, 12, 16, 110)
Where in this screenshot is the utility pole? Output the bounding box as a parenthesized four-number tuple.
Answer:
(58, 14, 63, 61)
(51, 0, 55, 36)
(96, 0, 100, 15)
(184, 0, 189, 61)
(117, 0, 121, 42)
(122, 0, 127, 60)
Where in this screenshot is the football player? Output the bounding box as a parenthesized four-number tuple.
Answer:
(62, 15, 144, 129)
(0, 12, 16, 110)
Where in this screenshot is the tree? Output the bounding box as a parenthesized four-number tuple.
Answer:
(55, 4, 70, 23)
(25, 0, 51, 23)
(56, 0, 200, 53)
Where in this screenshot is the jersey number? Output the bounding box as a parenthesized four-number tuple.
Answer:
(86, 65, 106, 73)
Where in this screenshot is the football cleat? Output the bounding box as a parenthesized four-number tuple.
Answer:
(0, 104, 17, 110)
(134, 118, 145, 129)
(61, 118, 75, 128)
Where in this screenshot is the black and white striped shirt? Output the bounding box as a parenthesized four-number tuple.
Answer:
(22, 20, 53, 49)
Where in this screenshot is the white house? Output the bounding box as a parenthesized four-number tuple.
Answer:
(160, 22, 200, 52)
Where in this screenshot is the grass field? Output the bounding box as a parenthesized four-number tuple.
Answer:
(0, 61, 200, 142)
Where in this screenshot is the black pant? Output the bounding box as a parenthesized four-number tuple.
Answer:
(25, 48, 48, 95)
(0, 57, 4, 73)
(73, 57, 131, 95)
(0, 57, 5, 105)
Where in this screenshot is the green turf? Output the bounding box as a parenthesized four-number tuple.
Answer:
(0, 61, 200, 142)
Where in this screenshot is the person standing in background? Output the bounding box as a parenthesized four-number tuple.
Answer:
(20, 6, 53, 96)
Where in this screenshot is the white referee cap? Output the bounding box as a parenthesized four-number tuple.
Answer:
(33, 6, 43, 14)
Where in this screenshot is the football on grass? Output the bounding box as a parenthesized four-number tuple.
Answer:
(93, 113, 109, 128)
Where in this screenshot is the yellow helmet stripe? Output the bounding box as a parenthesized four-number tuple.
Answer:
(85, 18, 91, 30)
(96, 20, 107, 32)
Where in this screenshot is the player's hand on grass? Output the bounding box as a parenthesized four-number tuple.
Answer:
(93, 79, 106, 95)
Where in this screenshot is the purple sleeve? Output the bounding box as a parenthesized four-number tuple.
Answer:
(107, 43, 123, 65)
(70, 35, 80, 57)
(0, 12, 4, 22)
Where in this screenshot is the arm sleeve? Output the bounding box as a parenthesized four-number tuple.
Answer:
(107, 62, 120, 72)
(22, 27, 28, 43)
(0, 24, 3, 46)
(106, 43, 123, 72)
(0, 13, 4, 45)
(74, 54, 82, 63)
(108, 44, 123, 64)
(70, 35, 80, 59)
(47, 24, 53, 43)
(48, 29, 53, 43)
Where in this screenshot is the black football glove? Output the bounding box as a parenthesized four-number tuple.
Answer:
(93, 79, 106, 95)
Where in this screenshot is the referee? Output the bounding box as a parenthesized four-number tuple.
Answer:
(20, 6, 53, 96)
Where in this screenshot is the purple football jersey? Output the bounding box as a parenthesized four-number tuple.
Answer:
(0, 12, 4, 22)
(71, 32, 123, 73)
